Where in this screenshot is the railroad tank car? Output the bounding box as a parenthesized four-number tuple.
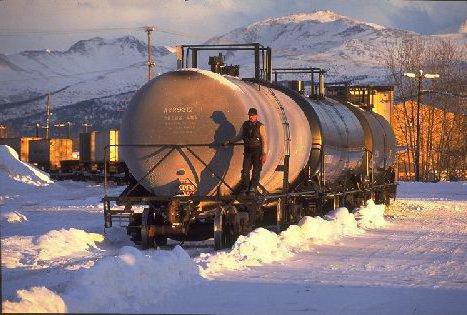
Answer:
(120, 69, 388, 196)
(108, 60, 397, 250)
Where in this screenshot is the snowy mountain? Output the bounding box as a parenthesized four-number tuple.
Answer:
(205, 10, 465, 82)
(0, 36, 171, 134)
(1, 10, 465, 136)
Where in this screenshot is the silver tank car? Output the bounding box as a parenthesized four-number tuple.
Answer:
(120, 69, 394, 196)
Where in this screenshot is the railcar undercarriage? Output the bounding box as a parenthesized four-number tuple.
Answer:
(102, 143, 397, 250)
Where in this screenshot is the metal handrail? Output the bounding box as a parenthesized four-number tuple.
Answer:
(103, 143, 244, 199)
(308, 143, 373, 189)
(363, 147, 374, 184)
(103, 142, 375, 201)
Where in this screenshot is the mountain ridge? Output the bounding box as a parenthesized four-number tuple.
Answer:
(1, 10, 465, 135)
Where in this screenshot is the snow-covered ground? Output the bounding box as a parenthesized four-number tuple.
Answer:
(1, 145, 466, 314)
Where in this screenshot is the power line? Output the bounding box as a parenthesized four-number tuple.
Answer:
(0, 26, 201, 39)
(0, 26, 142, 36)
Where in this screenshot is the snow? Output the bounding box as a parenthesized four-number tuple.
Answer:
(0, 36, 172, 122)
(2, 246, 200, 313)
(253, 10, 385, 30)
(397, 181, 467, 200)
(198, 206, 370, 278)
(2, 211, 28, 223)
(1, 157, 466, 314)
(0, 145, 53, 191)
(2, 174, 387, 312)
(2, 228, 104, 269)
(2, 287, 67, 313)
(353, 200, 387, 229)
(62, 245, 200, 313)
(35, 228, 104, 262)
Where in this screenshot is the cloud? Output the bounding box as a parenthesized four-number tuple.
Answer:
(0, 0, 465, 54)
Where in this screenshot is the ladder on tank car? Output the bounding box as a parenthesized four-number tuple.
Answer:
(266, 86, 292, 225)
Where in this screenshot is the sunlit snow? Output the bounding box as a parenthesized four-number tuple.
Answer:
(1, 143, 466, 314)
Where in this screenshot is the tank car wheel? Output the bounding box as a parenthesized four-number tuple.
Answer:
(141, 208, 154, 250)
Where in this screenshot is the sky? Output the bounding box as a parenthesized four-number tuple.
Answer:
(0, 0, 466, 54)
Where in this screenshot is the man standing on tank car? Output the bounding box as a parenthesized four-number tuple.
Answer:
(223, 108, 268, 194)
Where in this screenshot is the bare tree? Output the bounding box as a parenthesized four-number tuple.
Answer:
(384, 36, 466, 181)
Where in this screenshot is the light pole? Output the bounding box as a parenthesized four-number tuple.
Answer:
(45, 93, 52, 139)
(403, 70, 439, 181)
(54, 121, 73, 138)
(82, 123, 92, 133)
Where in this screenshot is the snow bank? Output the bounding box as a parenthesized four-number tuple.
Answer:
(353, 200, 387, 229)
(2, 246, 200, 313)
(2, 211, 28, 223)
(2, 228, 104, 269)
(198, 206, 375, 278)
(63, 245, 200, 313)
(0, 145, 53, 194)
(2, 202, 387, 312)
(2, 287, 67, 313)
(36, 228, 104, 262)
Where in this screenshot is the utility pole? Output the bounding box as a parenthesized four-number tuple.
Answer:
(45, 93, 52, 139)
(403, 70, 439, 181)
(66, 121, 72, 139)
(145, 26, 156, 81)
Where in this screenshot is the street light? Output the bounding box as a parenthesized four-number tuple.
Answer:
(403, 70, 440, 181)
(54, 121, 73, 138)
(82, 123, 92, 133)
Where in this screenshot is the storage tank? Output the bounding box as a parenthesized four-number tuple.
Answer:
(120, 69, 368, 196)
